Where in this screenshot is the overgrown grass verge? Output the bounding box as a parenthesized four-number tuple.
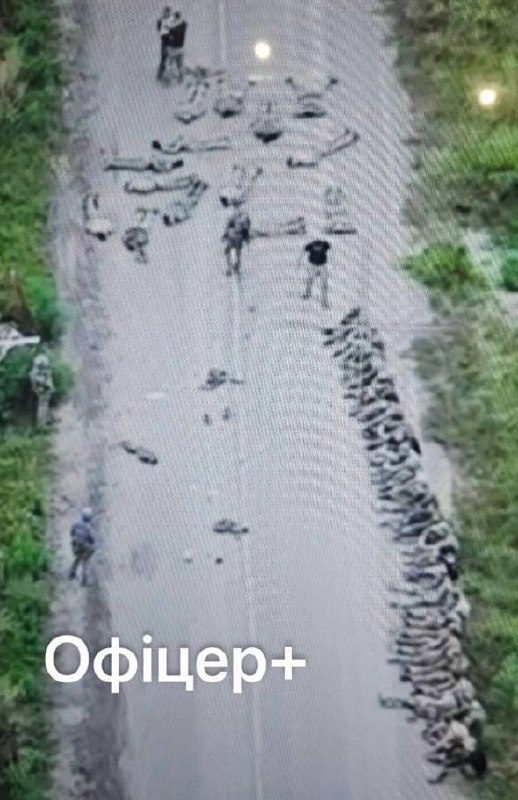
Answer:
(387, 1, 518, 796)
(0, 433, 51, 800)
(388, 0, 518, 241)
(0, 0, 64, 797)
(402, 243, 488, 295)
(413, 302, 518, 799)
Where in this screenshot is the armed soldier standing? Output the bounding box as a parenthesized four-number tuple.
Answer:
(69, 508, 96, 587)
(222, 209, 251, 277)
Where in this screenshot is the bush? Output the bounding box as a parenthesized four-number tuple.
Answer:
(0, 431, 50, 800)
(442, 127, 518, 178)
(402, 243, 488, 294)
(0, 1, 64, 795)
(49, 352, 73, 402)
(500, 256, 518, 291)
(0, 349, 34, 424)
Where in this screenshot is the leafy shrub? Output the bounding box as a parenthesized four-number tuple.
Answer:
(0, 2, 64, 795)
(22, 274, 62, 340)
(49, 352, 73, 402)
(0, 349, 33, 424)
(441, 127, 518, 177)
(0, 41, 26, 121)
(500, 256, 518, 291)
(403, 243, 488, 294)
(0, 431, 50, 799)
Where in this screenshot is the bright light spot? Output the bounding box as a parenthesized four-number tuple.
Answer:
(478, 87, 498, 107)
(254, 41, 271, 61)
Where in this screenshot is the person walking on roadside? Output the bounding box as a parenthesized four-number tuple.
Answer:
(300, 238, 331, 308)
(222, 208, 251, 277)
(69, 508, 96, 587)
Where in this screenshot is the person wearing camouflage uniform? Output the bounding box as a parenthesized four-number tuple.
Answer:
(222, 209, 251, 277)
(30, 351, 54, 426)
(69, 508, 96, 587)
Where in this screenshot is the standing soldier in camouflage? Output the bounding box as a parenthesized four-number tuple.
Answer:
(30, 350, 54, 426)
(69, 508, 96, 587)
(222, 208, 251, 277)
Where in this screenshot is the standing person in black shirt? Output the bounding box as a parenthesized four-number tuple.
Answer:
(301, 239, 331, 308)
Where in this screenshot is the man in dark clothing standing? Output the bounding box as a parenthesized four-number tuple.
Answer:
(301, 239, 331, 308)
(157, 8, 187, 82)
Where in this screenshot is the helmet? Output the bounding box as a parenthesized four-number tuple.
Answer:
(81, 507, 93, 522)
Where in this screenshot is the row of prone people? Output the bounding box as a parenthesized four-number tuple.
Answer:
(322, 307, 487, 785)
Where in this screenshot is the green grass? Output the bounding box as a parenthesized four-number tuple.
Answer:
(413, 306, 518, 797)
(500, 256, 518, 291)
(390, 0, 518, 795)
(403, 243, 488, 295)
(390, 0, 518, 231)
(0, 0, 64, 797)
(0, 432, 51, 800)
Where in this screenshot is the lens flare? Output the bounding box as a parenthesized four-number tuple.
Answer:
(478, 87, 497, 107)
(254, 41, 271, 60)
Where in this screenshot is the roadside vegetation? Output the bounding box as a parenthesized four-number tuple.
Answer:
(386, 1, 518, 796)
(0, 0, 65, 797)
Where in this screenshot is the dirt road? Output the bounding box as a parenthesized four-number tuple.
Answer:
(52, 1, 457, 798)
